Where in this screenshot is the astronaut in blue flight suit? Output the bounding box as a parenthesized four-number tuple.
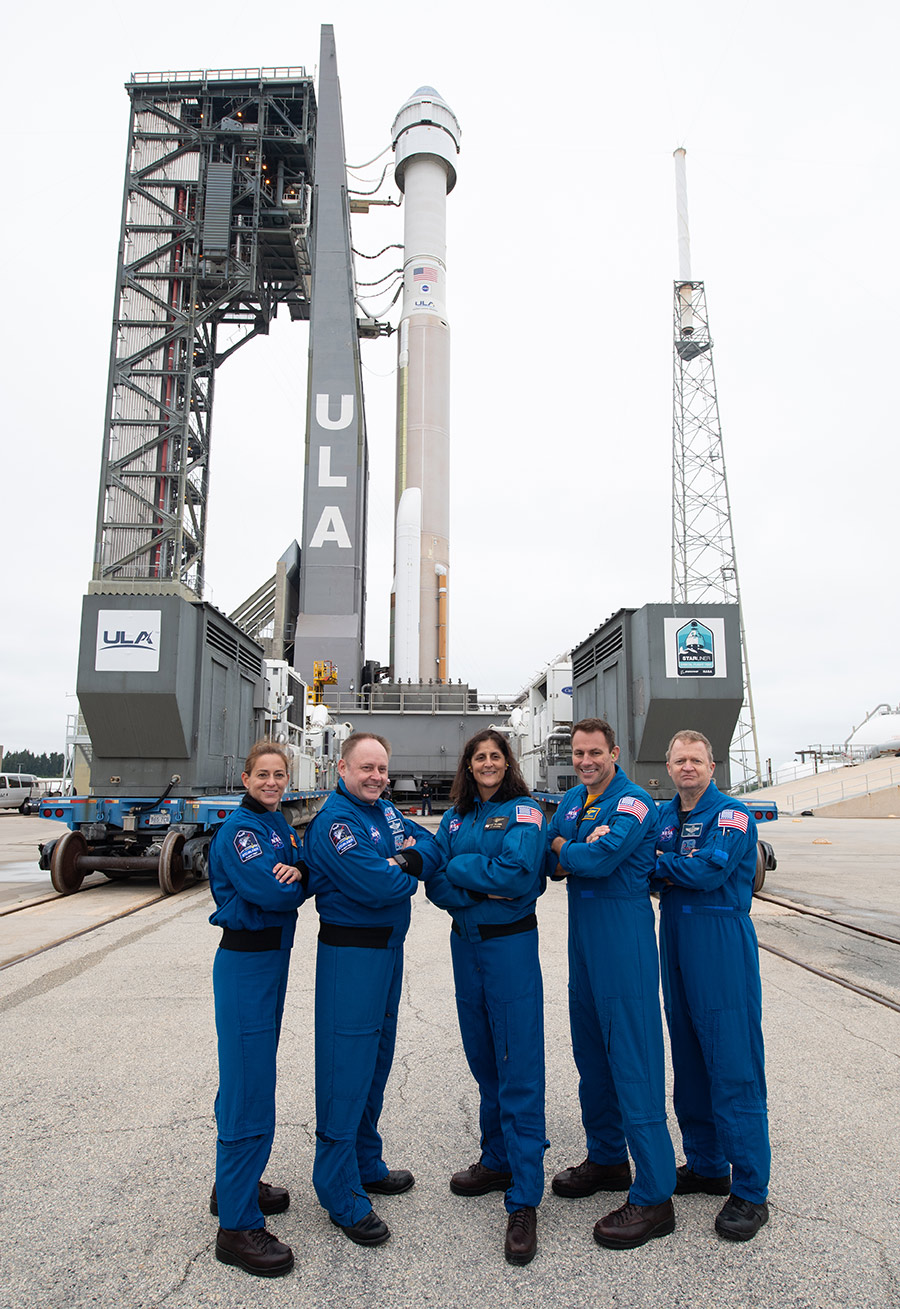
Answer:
(303, 731, 442, 1248)
(656, 730, 771, 1242)
(425, 729, 547, 1267)
(208, 742, 307, 1278)
(547, 718, 677, 1250)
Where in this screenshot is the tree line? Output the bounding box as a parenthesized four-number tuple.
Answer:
(1, 750, 65, 776)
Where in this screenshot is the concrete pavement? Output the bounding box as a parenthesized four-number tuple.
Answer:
(0, 822, 898, 1307)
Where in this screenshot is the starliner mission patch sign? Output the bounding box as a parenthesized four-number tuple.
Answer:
(663, 616, 727, 679)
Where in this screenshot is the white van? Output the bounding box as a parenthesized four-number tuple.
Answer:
(0, 773, 41, 814)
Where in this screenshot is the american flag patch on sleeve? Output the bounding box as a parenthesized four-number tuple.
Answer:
(718, 809, 749, 833)
(515, 804, 543, 828)
(616, 796, 649, 822)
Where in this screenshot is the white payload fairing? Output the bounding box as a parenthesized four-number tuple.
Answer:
(390, 87, 460, 682)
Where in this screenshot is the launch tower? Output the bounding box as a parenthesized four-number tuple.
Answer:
(670, 148, 761, 788)
(91, 66, 316, 598)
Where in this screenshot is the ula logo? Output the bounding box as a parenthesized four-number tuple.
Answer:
(102, 630, 155, 650)
(95, 609, 162, 672)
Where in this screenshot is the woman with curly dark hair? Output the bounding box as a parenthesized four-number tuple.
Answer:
(426, 729, 548, 1267)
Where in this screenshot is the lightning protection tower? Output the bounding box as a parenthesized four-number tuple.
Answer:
(90, 66, 316, 599)
(670, 148, 761, 789)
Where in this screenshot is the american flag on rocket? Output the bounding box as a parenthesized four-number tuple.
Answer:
(617, 796, 649, 823)
(718, 809, 749, 833)
(413, 265, 438, 281)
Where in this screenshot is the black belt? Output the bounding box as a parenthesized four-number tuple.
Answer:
(452, 912, 537, 942)
(220, 926, 282, 952)
(318, 922, 393, 949)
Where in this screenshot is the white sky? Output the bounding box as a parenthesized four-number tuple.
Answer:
(3, 1, 897, 768)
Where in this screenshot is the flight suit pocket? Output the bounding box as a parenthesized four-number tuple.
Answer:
(709, 1008, 754, 1090)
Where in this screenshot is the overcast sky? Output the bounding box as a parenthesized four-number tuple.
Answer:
(3, 1, 897, 769)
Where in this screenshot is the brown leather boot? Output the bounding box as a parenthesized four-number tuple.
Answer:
(505, 1206, 537, 1265)
(450, 1159, 513, 1196)
(552, 1157, 632, 1197)
(215, 1226, 294, 1276)
(593, 1198, 676, 1249)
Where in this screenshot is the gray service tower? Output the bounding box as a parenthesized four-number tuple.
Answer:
(78, 28, 374, 795)
(293, 29, 369, 695)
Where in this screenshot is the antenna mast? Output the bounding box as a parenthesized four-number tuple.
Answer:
(670, 148, 762, 789)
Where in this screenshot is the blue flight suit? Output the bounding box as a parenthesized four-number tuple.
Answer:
(208, 796, 306, 1232)
(656, 782, 770, 1203)
(303, 781, 442, 1226)
(427, 795, 548, 1212)
(548, 766, 676, 1206)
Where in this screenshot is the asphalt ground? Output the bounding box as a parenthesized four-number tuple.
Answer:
(1, 814, 898, 1307)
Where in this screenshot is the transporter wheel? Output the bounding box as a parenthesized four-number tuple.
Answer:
(50, 830, 87, 895)
(753, 842, 767, 894)
(158, 831, 186, 895)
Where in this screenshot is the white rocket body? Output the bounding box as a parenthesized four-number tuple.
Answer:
(391, 87, 460, 682)
(393, 487, 422, 683)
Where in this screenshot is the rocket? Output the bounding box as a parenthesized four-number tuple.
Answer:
(390, 87, 460, 683)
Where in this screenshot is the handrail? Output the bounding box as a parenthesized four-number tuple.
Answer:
(746, 745, 883, 791)
(130, 67, 308, 85)
(781, 763, 900, 812)
(320, 688, 520, 716)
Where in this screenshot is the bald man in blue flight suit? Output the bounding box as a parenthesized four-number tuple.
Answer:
(656, 729, 770, 1241)
(548, 718, 676, 1250)
(303, 732, 442, 1248)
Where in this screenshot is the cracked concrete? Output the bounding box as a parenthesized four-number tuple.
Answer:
(0, 829, 898, 1308)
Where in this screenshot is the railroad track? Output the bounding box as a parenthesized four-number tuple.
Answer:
(4, 875, 897, 1018)
(0, 878, 208, 971)
(0, 877, 113, 917)
(754, 891, 900, 1014)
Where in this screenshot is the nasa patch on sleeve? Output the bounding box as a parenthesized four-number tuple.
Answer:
(329, 822, 358, 854)
(234, 829, 263, 862)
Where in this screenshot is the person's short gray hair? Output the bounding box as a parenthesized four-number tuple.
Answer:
(666, 730, 714, 764)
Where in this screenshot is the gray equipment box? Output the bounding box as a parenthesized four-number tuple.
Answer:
(76, 593, 266, 796)
(572, 603, 743, 799)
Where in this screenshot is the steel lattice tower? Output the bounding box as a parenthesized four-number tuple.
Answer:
(671, 149, 761, 788)
(90, 68, 316, 598)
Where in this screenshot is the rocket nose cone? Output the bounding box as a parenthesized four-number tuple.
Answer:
(392, 85, 461, 176)
(399, 85, 453, 113)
